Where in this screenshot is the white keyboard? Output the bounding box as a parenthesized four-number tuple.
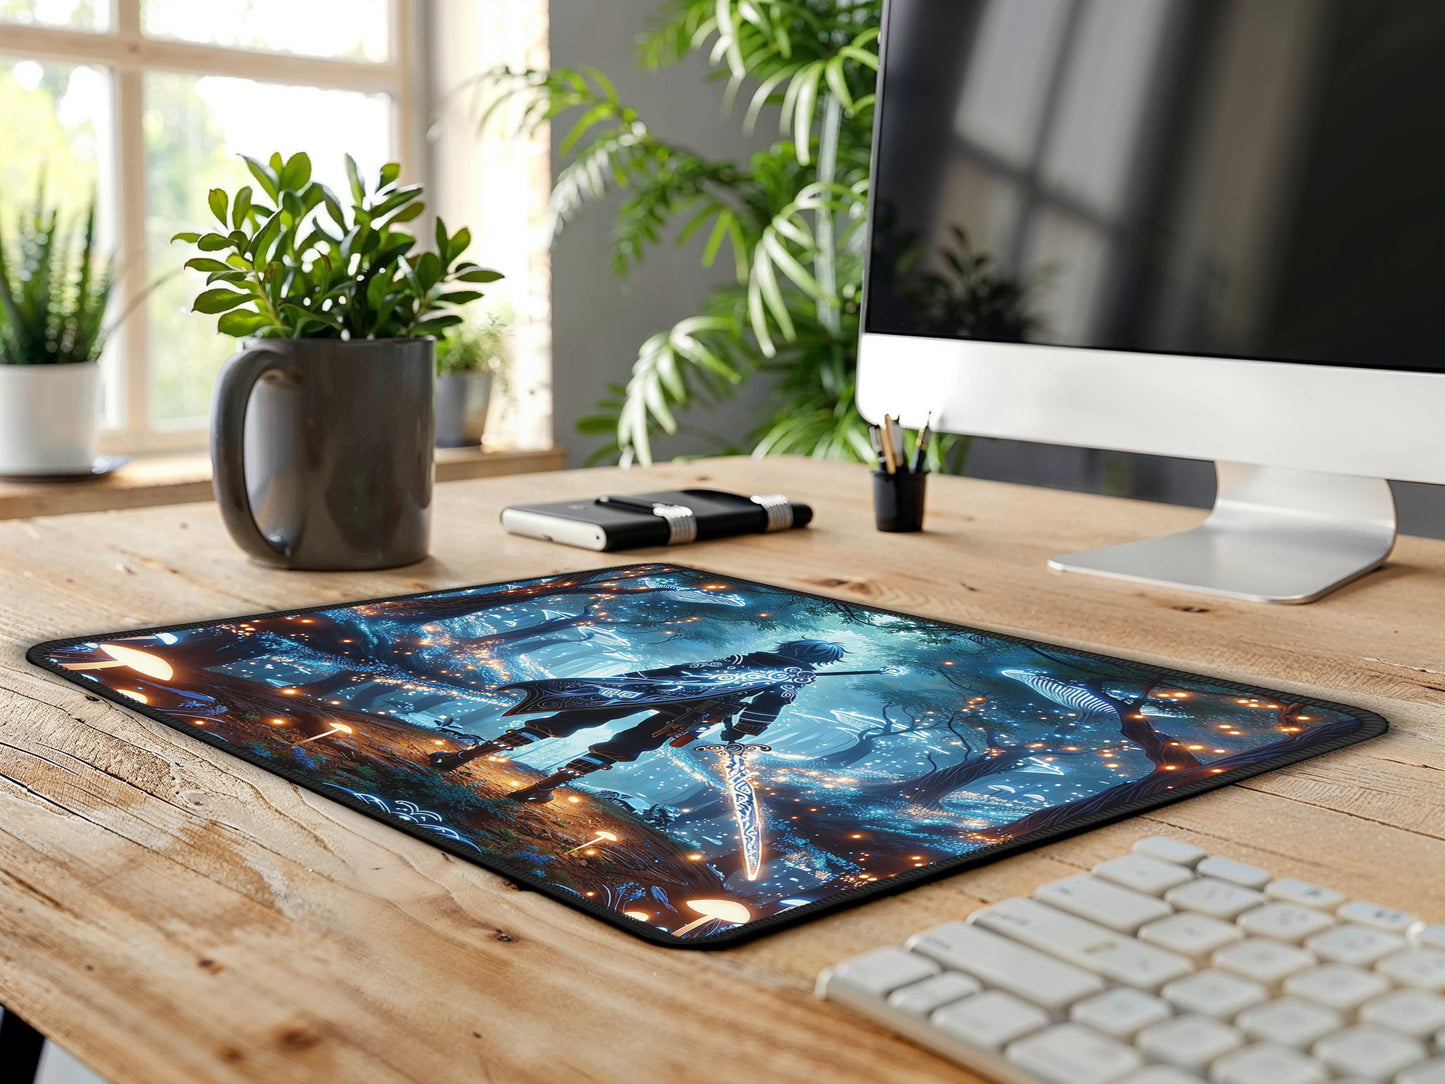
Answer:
(817, 837, 1445, 1084)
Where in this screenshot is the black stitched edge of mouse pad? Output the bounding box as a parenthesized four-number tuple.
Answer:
(29, 562, 1386, 949)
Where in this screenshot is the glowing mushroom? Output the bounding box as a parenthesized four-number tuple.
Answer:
(563, 830, 619, 856)
(672, 899, 752, 937)
(62, 643, 174, 681)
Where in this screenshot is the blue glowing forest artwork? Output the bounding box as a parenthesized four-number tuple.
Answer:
(34, 564, 1377, 944)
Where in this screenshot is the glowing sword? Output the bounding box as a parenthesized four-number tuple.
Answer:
(696, 742, 771, 880)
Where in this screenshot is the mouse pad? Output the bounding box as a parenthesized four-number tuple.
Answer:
(29, 563, 1385, 948)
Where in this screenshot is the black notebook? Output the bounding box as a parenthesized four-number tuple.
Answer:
(500, 488, 813, 551)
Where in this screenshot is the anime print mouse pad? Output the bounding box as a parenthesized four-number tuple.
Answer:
(30, 563, 1385, 948)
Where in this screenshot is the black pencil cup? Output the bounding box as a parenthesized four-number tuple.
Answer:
(872, 469, 926, 532)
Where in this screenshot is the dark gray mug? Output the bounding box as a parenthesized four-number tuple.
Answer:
(210, 337, 435, 570)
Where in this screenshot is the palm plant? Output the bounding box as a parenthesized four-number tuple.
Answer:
(477, 0, 926, 466)
(0, 184, 114, 366)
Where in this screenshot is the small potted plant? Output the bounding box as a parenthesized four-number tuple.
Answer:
(173, 151, 502, 570)
(435, 311, 510, 447)
(0, 187, 116, 477)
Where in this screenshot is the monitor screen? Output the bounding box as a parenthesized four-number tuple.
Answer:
(866, 0, 1445, 374)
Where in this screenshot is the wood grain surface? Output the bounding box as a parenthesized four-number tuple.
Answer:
(0, 445, 568, 520)
(2, 455, 1442, 1083)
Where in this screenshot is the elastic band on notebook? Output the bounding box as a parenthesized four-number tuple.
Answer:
(652, 504, 698, 545)
(750, 493, 792, 532)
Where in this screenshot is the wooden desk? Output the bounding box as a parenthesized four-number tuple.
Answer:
(2, 456, 1443, 1083)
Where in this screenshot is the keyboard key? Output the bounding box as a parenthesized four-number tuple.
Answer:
(1196, 856, 1271, 890)
(1399, 1059, 1445, 1084)
(972, 898, 1192, 989)
(1133, 837, 1207, 868)
(1137, 1014, 1243, 1071)
(1312, 1025, 1427, 1078)
(1236, 903, 1334, 943)
(1208, 1043, 1328, 1084)
(1416, 925, 1445, 951)
(1161, 970, 1267, 1018)
(887, 971, 981, 1016)
(1378, 947, 1445, 991)
(1139, 913, 1243, 961)
(1212, 938, 1316, 987)
(908, 922, 1105, 1012)
(1337, 899, 1420, 934)
(1359, 988, 1445, 1038)
(1305, 924, 1406, 966)
(931, 990, 1049, 1050)
(1283, 963, 1391, 1011)
(1166, 879, 1265, 920)
(1094, 854, 1194, 896)
(817, 945, 937, 999)
(1037, 875, 1173, 933)
(1235, 997, 1341, 1048)
(1266, 879, 1345, 911)
(1071, 988, 1172, 1039)
(1007, 1023, 1144, 1084)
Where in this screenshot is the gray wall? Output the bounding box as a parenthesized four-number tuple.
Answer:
(548, 1, 1445, 539)
(549, 0, 774, 466)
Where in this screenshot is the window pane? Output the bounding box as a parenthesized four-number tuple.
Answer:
(0, 58, 119, 421)
(145, 74, 392, 425)
(141, 0, 390, 62)
(0, 0, 109, 31)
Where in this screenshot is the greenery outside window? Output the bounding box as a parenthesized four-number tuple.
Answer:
(0, 0, 421, 453)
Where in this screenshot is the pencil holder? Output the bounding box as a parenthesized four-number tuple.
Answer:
(872, 469, 926, 532)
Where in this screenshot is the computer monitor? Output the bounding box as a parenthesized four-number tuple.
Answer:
(859, 0, 1445, 603)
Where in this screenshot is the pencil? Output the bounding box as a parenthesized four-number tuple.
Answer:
(912, 413, 933, 473)
(881, 414, 899, 474)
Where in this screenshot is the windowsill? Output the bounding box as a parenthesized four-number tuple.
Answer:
(0, 443, 569, 520)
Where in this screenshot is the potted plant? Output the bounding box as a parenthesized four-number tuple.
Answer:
(0, 187, 115, 477)
(435, 311, 510, 448)
(173, 151, 502, 571)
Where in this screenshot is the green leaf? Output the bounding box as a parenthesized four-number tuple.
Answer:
(192, 288, 251, 314)
(416, 251, 442, 290)
(412, 314, 463, 336)
(207, 188, 228, 225)
(379, 162, 401, 188)
(345, 154, 365, 203)
(171, 231, 201, 244)
(217, 309, 270, 337)
(280, 152, 312, 191)
(455, 265, 503, 284)
(231, 185, 253, 229)
(241, 156, 280, 201)
(437, 290, 483, 305)
(196, 233, 233, 252)
(184, 257, 232, 274)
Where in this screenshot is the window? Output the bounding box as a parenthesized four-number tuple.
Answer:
(0, 0, 420, 452)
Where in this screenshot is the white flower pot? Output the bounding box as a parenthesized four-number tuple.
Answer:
(0, 362, 101, 474)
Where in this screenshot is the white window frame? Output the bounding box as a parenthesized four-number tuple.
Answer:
(0, 0, 423, 454)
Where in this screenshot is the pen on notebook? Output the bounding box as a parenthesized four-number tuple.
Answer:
(912, 414, 933, 474)
(880, 414, 899, 474)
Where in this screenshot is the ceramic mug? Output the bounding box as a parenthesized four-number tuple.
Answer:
(210, 337, 435, 570)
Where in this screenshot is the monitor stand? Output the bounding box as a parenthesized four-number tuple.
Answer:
(1048, 462, 1396, 604)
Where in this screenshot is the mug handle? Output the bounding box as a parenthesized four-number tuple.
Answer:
(210, 344, 293, 564)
